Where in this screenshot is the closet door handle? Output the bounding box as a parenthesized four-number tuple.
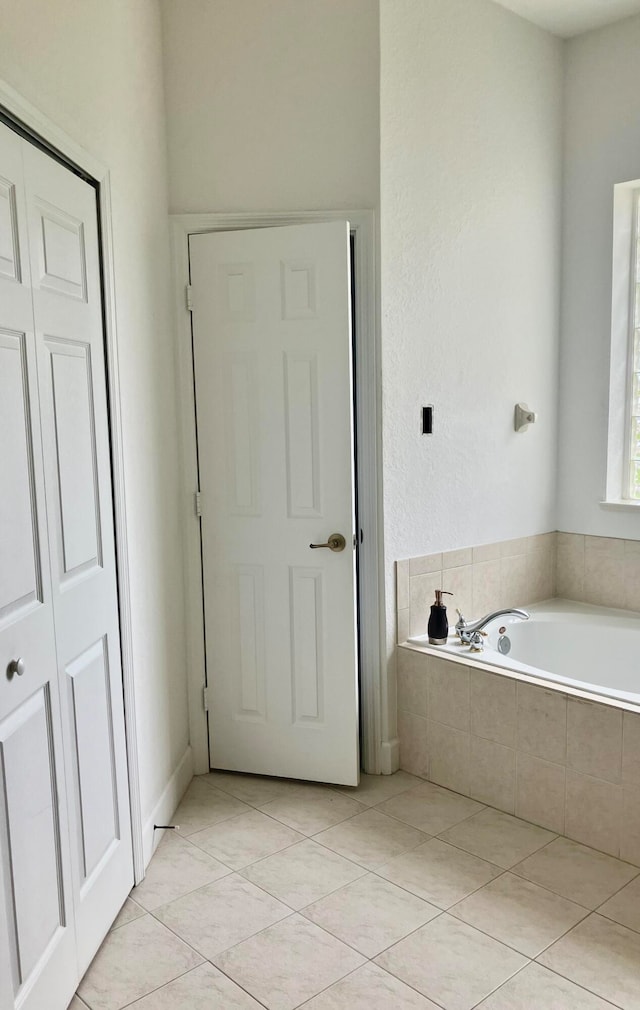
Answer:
(7, 657, 25, 680)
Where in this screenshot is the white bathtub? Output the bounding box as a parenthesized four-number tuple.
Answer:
(408, 599, 640, 710)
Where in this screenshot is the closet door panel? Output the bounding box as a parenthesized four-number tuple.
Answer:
(0, 121, 78, 1010)
(23, 140, 133, 976)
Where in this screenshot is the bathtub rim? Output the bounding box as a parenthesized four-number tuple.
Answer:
(403, 598, 640, 713)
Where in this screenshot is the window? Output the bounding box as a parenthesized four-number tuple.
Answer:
(627, 191, 640, 498)
(604, 181, 640, 507)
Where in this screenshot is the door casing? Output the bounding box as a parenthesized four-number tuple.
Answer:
(0, 77, 145, 883)
(170, 211, 386, 776)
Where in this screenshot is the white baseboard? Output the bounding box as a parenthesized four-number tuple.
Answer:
(141, 745, 193, 873)
(379, 737, 400, 775)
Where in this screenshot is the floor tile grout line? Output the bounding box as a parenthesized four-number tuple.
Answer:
(201, 769, 422, 813)
(132, 865, 235, 916)
(293, 959, 450, 1010)
(467, 960, 539, 1010)
(182, 821, 307, 870)
(449, 897, 593, 962)
(365, 798, 489, 836)
(112, 961, 214, 1010)
(532, 959, 627, 1010)
(240, 861, 369, 914)
(432, 823, 559, 872)
(592, 866, 640, 910)
(367, 854, 506, 910)
(374, 923, 525, 1010)
(137, 852, 633, 1007)
(148, 900, 297, 969)
(307, 825, 431, 872)
(201, 770, 374, 812)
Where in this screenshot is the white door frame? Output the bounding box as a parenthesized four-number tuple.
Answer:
(0, 79, 145, 882)
(170, 211, 384, 776)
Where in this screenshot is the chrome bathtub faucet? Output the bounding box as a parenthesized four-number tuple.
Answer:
(455, 608, 530, 651)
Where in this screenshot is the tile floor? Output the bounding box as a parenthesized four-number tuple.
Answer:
(74, 770, 640, 1010)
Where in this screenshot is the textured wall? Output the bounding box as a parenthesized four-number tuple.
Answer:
(558, 14, 640, 537)
(160, 0, 380, 214)
(379, 0, 564, 751)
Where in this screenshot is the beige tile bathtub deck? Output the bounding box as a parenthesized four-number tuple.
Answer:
(76, 771, 638, 1010)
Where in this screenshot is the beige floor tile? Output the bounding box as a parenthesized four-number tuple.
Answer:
(205, 770, 308, 807)
(377, 838, 502, 908)
(77, 914, 203, 1010)
(241, 838, 366, 910)
(213, 913, 365, 1010)
(110, 896, 144, 931)
(477, 962, 618, 1009)
(125, 962, 264, 1009)
(377, 781, 484, 834)
(303, 873, 439, 957)
(440, 807, 556, 868)
(514, 836, 639, 908)
(376, 913, 527, 1010)
(260, 786, 365, 835)
(172, 778, 251, 835)
(68, 998, 89, 1010)
(451, 872, 588, 957)
(314, 808, 427, 869)
(335, 770, 420, 807)
(132, 832, 230, 909)
(152, 874, 290, 958)
(187, 809, 303, 869)
(538, 913, 640, 1010)
(303, 962, 443, 1009)
(598, 874, 640, 932)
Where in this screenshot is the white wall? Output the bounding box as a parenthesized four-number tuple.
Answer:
(557, 14, 640, 537)
(380, 0, 563, 563)
(379, 0, 563, 748)
(160, 0, 380, 213)
(0, 0, 190, 847)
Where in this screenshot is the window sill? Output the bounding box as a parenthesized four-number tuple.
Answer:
(600, 499, 640, 511)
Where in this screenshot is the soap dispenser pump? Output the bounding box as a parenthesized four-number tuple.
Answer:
(428, 590, 453, 645)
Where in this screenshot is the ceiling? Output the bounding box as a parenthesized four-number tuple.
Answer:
(494, 0, 640, 36)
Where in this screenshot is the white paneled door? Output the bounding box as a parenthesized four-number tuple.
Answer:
(0, 121, 132, 1010)
(190, 222, 359, 786)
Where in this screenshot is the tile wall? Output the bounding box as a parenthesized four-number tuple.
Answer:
(396, 646, 640, 865)
(557, 533, 640, 611)
(396, 531, 640, 645)
(396, 533, 557, 643)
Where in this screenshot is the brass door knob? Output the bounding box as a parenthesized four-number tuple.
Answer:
(309, 533, 346, 552)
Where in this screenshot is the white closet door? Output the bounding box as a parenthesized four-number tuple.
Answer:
(22, 143, 133, 974)
(0, 124, 78, 1010)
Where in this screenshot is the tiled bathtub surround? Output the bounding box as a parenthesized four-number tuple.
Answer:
(396, 647, 640, 865)
(396, 533, 557, 642)
(557, 533, 640, 611)
(397, 531, 640, 644)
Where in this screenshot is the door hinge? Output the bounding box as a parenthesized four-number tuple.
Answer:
(203, 686, 212, 712)
(194, 491, 202, 517)
(186, 284, 193, 311)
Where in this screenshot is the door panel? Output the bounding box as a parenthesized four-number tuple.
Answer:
(46, 338, 101, 578)
(66, 638, 118, 885)
(191, 222, 359, 786)
(0, 120, 78, 1010)
(0, 687, 65, 987)
(0, 331, 41, 619)
(22, 140, 132, 975)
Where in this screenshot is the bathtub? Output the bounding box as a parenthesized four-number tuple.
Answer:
(408, 598, 640, 710)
